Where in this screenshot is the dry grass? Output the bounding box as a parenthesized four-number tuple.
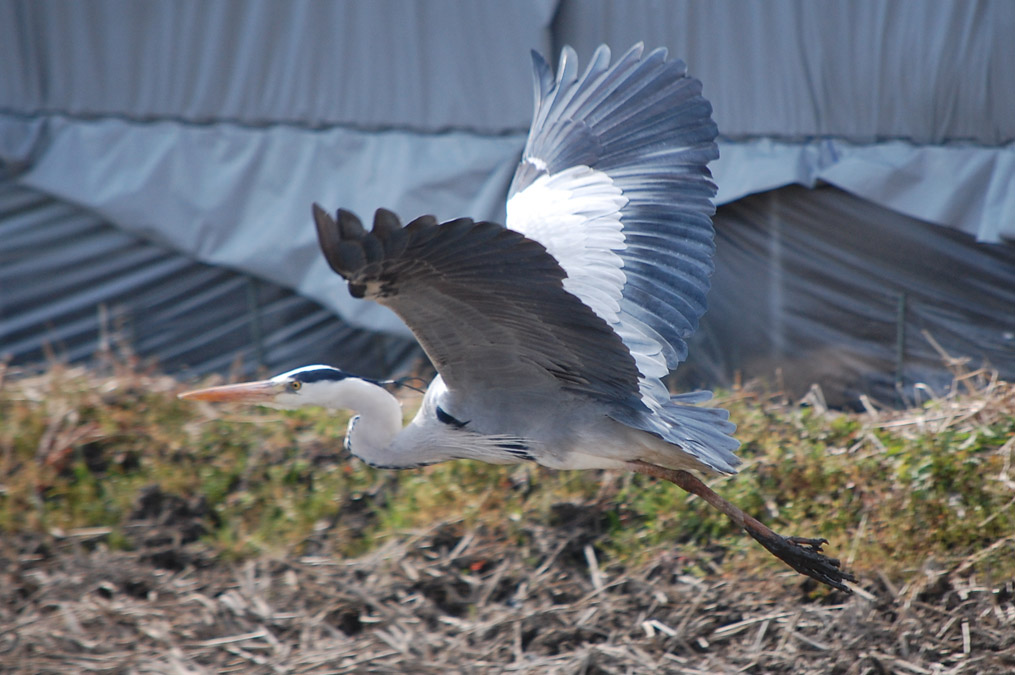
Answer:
(2, 520, 1013, 674)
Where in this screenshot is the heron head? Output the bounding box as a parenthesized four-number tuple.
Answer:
(179, 365, 380, 410)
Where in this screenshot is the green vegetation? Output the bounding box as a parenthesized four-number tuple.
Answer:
(2, 362, 1013, 584)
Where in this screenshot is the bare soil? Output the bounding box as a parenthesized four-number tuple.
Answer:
(2, 501, 1013, 674)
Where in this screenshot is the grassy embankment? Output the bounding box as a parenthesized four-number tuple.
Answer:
(2, 360, 1013, 588)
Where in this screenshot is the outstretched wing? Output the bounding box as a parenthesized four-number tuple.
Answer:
(506, 43, 739, 472)
(312, 206, 647, 412)
(507, 43, 719, 397)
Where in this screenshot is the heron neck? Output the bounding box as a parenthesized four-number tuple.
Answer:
(343, 380, 403, 458)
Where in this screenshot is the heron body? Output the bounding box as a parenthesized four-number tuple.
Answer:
(182, 44, 855, 592)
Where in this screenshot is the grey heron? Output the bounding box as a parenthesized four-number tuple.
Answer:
(181, 44, 855, 592)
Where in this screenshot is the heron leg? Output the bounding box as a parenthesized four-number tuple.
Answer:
(628, 460, 856, 593)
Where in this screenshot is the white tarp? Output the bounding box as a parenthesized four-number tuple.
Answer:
(2, 0, 1013, 394)
(712, 139, 1015, 243)
(14, 116, 524, 336)
(689, 185, 1015, 407)
(555, 0, 1015, 146)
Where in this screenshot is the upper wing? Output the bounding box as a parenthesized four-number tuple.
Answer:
(312, 205, 647, 411)
(506, 43, 720, 407)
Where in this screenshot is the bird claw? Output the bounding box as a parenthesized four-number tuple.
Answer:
(752, 531, 857, 593)
(786, 536, 829, 551)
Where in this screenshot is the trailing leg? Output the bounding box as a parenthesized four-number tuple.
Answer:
(629, 460, 856, 593)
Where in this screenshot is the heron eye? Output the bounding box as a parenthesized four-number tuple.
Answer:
(290, 380, 302, 391)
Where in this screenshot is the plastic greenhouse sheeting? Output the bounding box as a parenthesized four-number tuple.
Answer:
(0, 180, 418, 378)
(2, 0, 1014, 403)
(682, 185, 1015, 407)
(711, 139, 1015, 244)
(555, 0, 1015, 146)
(0, 0, 553, 133)
(12, 116, 525, 337)
(555, 0, 1015, 243)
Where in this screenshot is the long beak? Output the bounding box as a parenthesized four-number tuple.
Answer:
(178, 380, 282, 404)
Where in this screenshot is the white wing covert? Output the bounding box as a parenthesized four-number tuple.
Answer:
(506, 44, 740, 473)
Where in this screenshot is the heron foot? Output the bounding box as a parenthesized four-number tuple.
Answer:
(748, 529, 857, 593)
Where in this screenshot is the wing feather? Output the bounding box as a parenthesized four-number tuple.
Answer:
(505, 43, 739, 472)
(313, 205, 647, 411)
(507, 43, 719, 384)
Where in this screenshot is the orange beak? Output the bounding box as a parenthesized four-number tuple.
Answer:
(178, 380, 282, 404)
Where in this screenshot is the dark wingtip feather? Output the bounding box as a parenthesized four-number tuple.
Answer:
(311, 203, 336, 246)
(311, 202, 332, 228)
(337, 209, 366, 239)
(372, 208, 402, 236)
(313, 205, 371, 278)
(334, 241, 367, 277)
(406, 214, 439, 229)
(313, 203, 345, 276)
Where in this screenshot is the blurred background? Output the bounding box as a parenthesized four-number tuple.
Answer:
(2, 0, 1014, 407)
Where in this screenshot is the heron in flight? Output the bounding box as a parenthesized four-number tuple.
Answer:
(181, 44, 855, 592)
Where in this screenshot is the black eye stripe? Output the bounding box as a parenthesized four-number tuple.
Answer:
(292, 368, 349, 383)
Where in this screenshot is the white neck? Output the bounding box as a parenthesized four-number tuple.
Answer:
(330, 379, 403, 459)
